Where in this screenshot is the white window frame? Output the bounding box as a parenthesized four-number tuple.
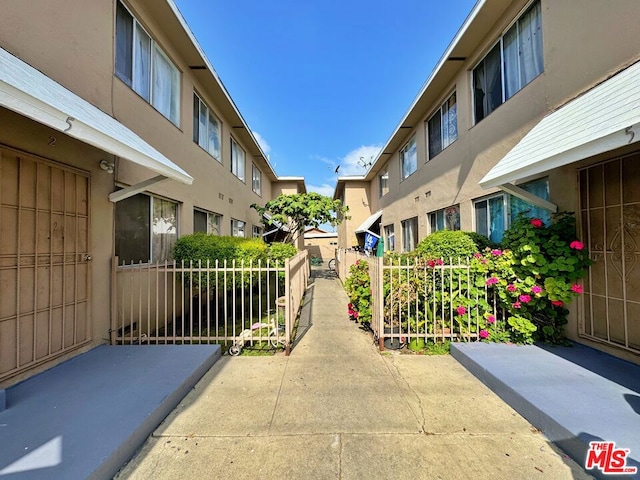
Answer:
(427, 91, 457, 160)
(194, 208, 221, 235)
(115, 1, 181, 125)
(252, 164, 262, 195)
(472, 0, 543, 124)
(193, 93, 221, 161)
(115, 192, 179, 264)
(384, 224, 395, 252)
(401, 217, 418, 253)
(231, 218, 246, 238)
(252, 225, 262, 238)
(400, 135, 417, 181)
(231, 138, 245, 181)
(379, 167, 389, 197)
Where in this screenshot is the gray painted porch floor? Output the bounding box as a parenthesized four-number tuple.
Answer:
(452, 341, 640, 478)
(0, 345, 220, 480)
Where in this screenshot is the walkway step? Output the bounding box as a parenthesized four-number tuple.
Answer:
(0, 345, 220, 480)
(451, 342, 640, 479)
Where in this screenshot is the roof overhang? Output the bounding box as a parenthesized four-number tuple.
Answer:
(355, 210, 383, 237)
(0, 47, 193, 201)
(480, 60, 640, 191)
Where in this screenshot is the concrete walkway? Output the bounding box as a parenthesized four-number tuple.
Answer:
(116, 267, 590, 480)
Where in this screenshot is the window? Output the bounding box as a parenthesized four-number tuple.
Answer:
(474, 177, 550, 243)
(194, 208, 221, 235)
(115, 1, 180, 125)
(401, 217, 418, 253)
(252, 225, 262, 238)
(115, 193, 178, 264)
(252, 164, 261, 195)
(384, 224, 395, 252)
(473, 1, 543, 122)
(429, 205, 460, 233)
(231, 219, 246, 238)
(428, 92, 458, 159)
(193, 93, 221, 160)
(231, 138, 245, 181)
(379, 168, 389, 197)
(400, 136, 417, 181)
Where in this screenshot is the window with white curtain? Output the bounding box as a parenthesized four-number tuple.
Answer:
(231, 219, 246, 238)
(252, 164, 262, 195)
(474, 177, 550, 243)
(427, 92, 458, 159)
(115, 1, 180, 125)
(473, 0, 543, 122)
(193, 93, 221, 161)
(231, 138, 245, 181)
(379, 167, 389, 197)
(401, 217, 418, 253)
(115, 193, 178, 264)
(384, 224, 395, 252)
(400, 136, 417, 181)
(429, 205, 460, 233)
(194, 208, 221, 235)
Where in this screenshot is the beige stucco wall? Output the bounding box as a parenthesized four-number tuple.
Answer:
(336, 181, 372, 249)
(304, 235, 338, 262)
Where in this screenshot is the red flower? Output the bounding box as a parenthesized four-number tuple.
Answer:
(570, 240, 584, 250)
(479, 330, 489, 339)
(551, 300, 563, 307)
(436, 259, 444, 266)
(571, 284, 584, 294)
(530, 218, 543, 228)
(456, 306, 467, 315)
(486, 315, 496, 324)
(507, 284, 518, 292)
(513, 301, 522, 309)
(427, 260, 436, 268)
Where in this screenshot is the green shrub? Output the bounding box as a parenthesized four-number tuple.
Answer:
(415, 230, 480, 260)
(173, 234, 268, 265)
(267, 242, 298, 265)
(345, 260, 372, 324)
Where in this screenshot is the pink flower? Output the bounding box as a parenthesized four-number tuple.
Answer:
(480, 259, 487, 265)
(571, 284, 584, 294)
(486, 315, 496, 324)
(436, 259, 444, 266)
(427, 259, 436, 268)
(569, 240, 584, 250)
(519, 294, 531, 303)
(474, 252, 482, 259)
(491, 249, 502, 256)
(485, 277, 499, 286)
(456, 306, 467, 315)
(479, 330, 489, 339)
(507, 284, 518, 292)
(531, 285, 542, 294)
(530, 218, 543, 228)
(513, 301, 522, 309)
(353, 311, 359, 318)
(551, 300, 564, 307)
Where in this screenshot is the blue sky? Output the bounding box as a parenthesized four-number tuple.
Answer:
(174, 0, 477, 196)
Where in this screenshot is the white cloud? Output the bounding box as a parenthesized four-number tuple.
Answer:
(338, 144, 382, 176)
(307, 183, 335, 197)
(252, 131, 271, 156)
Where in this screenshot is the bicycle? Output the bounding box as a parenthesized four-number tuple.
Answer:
(328, 258, 336, 272)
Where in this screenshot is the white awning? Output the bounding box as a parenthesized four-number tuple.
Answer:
(0, 47, 193, 196)
(480, 61, 640, 189)
(355, 210, 383, 236)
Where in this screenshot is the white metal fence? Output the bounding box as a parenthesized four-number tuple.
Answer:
(111, 250, 309, 355)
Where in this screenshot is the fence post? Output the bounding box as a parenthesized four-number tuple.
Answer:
(285, 256, 291, 356)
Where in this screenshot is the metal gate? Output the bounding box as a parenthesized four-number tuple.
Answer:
(579, 153, 640, 353)
(0, 146, 92, 383)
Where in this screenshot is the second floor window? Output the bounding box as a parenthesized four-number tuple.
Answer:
(473, 0, 543, 122)
(379, 168, 389, 197)
(231, 138, 245, 181)
(252, 164, 261, 195)
(115, 1, 180, 125)
(427, 92, 457, 159)
(400, 136, 417, 181)
(193, 93, 221, 161)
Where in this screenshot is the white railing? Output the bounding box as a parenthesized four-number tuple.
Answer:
(111, 250, 309, 355)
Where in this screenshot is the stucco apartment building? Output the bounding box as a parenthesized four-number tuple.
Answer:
(0, 0, 305, 386)
(334, 0, 640, 364)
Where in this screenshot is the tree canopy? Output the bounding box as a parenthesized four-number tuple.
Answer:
(252, 192, 349, 242)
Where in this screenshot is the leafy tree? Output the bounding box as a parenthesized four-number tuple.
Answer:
(252, 192, 349, 242)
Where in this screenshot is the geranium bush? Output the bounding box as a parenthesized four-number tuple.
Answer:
(344, 260, 372, 325)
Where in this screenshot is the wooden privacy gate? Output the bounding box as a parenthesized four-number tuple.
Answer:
(0, 146, 92, 383)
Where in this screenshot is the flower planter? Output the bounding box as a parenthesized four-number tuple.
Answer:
(383, 326, 405, 350)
